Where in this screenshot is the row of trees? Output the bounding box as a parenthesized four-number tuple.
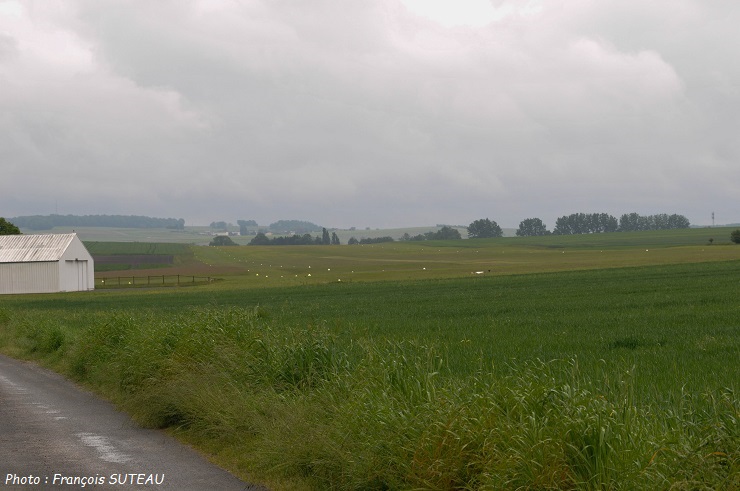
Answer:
(400, 226, 462, 241)
(552, 213, 619, 235)
(551, 213, 690, 235)
(346, 226, 463, 244)
(248, 228, 340, 246)
(466, 213, 691, 238)
(240, 211, 693, 245)
(11, 214, 185, 231)
(617, 213, 690, 232)
(348, 236, 394, 245)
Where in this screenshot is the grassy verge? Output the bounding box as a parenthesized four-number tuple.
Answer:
(1, 259, 738, 489)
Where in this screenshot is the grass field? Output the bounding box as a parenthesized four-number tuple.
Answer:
(182, 226, 739, 287)
(85, 242, 192, 255)
(1, 227, 738, 490)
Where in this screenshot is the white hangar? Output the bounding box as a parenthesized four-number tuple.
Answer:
(0, 233, 94, 294)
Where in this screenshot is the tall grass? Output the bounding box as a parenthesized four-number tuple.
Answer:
(1, 304, 736, 490)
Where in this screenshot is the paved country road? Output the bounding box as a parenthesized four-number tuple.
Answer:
(0, 355, 264, 490)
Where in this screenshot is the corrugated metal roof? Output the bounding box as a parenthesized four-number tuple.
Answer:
(0, 234, 76, 263)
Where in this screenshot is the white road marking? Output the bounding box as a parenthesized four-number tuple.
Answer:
(76, 433, 131, 463)
(0, 375, 28, 393)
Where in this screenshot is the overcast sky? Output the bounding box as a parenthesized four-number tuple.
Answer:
(1, 0, 738, 229)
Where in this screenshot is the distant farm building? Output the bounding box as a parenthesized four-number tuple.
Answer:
(0, 233, 94, 294)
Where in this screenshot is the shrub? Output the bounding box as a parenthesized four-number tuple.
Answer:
(209, 235, 237, 246)
(731, 229, 740, 244)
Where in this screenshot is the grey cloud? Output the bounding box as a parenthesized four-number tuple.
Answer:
(1, 1, 738, 228)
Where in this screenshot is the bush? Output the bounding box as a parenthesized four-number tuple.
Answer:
(731, 229, 740, 244)
(209, 235, 237, 246)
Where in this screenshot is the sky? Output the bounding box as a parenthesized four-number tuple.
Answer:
(1, 0, 738, 229)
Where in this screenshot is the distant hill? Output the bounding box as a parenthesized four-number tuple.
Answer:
(11, 214, 185, 231)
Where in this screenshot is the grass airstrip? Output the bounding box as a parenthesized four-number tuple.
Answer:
(1, 227, 738, 490)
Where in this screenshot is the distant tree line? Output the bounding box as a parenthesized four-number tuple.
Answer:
(248, 228, 340, 246)
(346, 226, 463, 245)
(269, 220, 322, 234)
(616, 213, 690, 232)
(551, 212, 690, 235)
(400, 226, 462, 241)
(552, 213, 619, 235)
(348, 236, 395, 245)
(11, 214, 185, 231)
(466, 212, 692, 238)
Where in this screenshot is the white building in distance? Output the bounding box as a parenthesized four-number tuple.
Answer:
(0, 233, 94, 294)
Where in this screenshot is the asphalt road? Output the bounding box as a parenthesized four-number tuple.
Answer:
(0, 354, 264, 490)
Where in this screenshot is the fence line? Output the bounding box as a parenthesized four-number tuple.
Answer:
(95, 275, 217, 288)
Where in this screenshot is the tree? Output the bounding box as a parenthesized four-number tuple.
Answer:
(348, 237, 359, 245)
(668, 214, 690, 229)
(0, 217, 21, 235)
(467, 218, 503, 238)
(434, 226, 462, 240)
(553, 215, 573, 235)
(731, 230, 740, 244)
(619, 213, 641, 232)
(322, 228, 331, 245)
(237, 220, 257, 235)
(249, 233, 272, 245)
(516, 218, 548, 237)
(209, 235, 237, 246)
(331, 232, 340, 245)
(598, 213, 619, 232)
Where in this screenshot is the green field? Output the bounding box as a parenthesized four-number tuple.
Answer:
(190, 227, 739, 287)
(1, 228, 738, 490)
(85, 241, 192, 255)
